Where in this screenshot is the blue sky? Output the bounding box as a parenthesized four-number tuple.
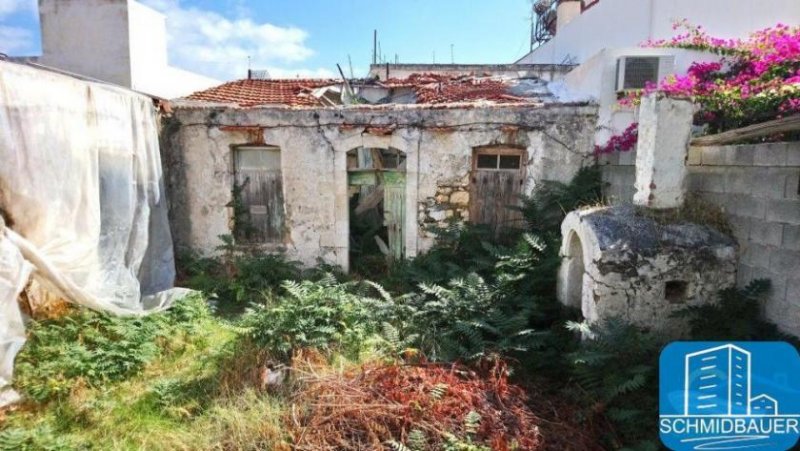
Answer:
(0, 0, 534, 81)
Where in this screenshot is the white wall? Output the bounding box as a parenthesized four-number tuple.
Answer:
(552, 47, 719, 148)
(518, 0, 800, 65)
(36, 0, 219, 99)
(39, 0, 132, 86)
(128, 0, 168, 93)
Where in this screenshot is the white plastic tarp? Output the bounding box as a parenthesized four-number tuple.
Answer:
(0, 61, 185, 405)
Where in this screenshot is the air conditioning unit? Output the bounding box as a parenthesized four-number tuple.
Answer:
(615, 56, 674, 91)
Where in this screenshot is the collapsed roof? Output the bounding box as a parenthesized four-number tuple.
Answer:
(182, 73, 556, 108)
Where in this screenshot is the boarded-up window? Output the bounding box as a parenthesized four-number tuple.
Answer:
(233, 146, 285, 243)
(469, 147, 526, 236)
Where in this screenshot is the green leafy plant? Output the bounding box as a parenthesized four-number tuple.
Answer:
(0, 425, 75, 451)
(178, 240, 302, 307)
(241, 275, 390, 361)
(566, 318, 662, 450)
(674, 279, 793, 341)
(14, 294, 211, 402)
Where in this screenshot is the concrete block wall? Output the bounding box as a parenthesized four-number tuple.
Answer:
(686, 143, 800, 334)
(601, 142, 800, 335)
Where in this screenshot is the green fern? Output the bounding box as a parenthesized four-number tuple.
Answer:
(673, 279, 793, 342)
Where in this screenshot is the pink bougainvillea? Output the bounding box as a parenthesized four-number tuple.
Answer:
(623, 22, 800, 136)
(595, 122, 639, 155)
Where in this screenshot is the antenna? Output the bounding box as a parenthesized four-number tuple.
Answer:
(347, 54, 354, 78)
(373, 30, 377, 65)
(378, 41, 382, 64)
(450, 44, 454, 64)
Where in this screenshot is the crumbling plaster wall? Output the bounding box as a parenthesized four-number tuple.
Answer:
(163, 103, 597, 270)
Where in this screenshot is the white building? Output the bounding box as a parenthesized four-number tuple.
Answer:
(14, 0, 219, 99)
(518, 0, 800, 147)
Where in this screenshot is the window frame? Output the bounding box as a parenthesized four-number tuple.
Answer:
(472, 147, 526, 172)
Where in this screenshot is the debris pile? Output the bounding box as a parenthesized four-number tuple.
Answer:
(287, 359, 544, 450)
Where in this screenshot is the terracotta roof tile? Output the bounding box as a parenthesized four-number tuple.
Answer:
(185, 79, 338, 107)
(184, 73, 534, 108)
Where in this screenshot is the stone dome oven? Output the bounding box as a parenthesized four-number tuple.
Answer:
(557, 205, 737, 332)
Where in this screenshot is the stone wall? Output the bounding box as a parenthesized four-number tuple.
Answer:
(163, 102, 598, 270)
(600, 141, 800, 335)
(418, 175, 471, 233)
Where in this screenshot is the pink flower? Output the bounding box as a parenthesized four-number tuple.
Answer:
(595, 123, 639, 155)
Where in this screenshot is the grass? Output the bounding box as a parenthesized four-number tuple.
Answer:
(0, 307, 291, 451)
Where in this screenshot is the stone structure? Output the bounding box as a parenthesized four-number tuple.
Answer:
(559, 96, 736, 331)
(163, 102, 597, 271)
(558, 205, 737, 331)
(600, 141, 800, 336)
(633, 95, 694, 209)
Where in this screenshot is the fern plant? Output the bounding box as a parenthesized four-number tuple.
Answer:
(178, 237, 302, 308)
(241, 275, 392, 361)
(672, 279, 792, 341)
(565, 318, 662, 450)
(397, 273, 547, 362)
(0, 425, 75, 450)
(14, 294, 211, 402)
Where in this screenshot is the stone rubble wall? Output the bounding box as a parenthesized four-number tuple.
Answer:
(418, 176, 471, 234)
(162, 103, 598, 270)
(600, 141, 800, 336)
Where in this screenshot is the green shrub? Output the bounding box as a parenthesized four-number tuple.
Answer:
(673, 279, 794, 341)
(566, 318, 662, 450)
(0, 425, 76, 451)
(178, 239, 302, 308)
(14, 294, 211, 402)
(241, 275, 390, 361)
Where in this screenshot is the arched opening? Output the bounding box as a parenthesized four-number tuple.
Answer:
(563, 231, 585, 310)
(346, 147, 406, 273)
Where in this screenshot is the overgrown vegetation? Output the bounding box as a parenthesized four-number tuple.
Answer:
(14, 294, 211, 403)
(2, 165, 791, 450)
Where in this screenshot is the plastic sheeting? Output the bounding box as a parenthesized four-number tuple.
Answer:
(0, 61, 184, 405)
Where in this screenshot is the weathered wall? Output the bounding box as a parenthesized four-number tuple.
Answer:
(559, 205, 737, 333)
(367, 64, 574, 82)
(36, 0, 219, 99)
(163, 103, 597, 270)
(601, 141, 800, 335)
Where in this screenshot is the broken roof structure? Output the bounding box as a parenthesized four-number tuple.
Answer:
(182, 73, 556, 108)
(165, 72, 596, 271)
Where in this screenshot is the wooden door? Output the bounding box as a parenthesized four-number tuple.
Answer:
(383, 171, 405, 260)
(234, 146, 285, 243)
(469, 147, 526, 235)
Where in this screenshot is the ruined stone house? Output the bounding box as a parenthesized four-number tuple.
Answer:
(162, 74, 597, 270)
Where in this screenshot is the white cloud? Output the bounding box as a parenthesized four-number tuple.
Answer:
(141, 0, 331, 81)
(0, 25, 32, 54)
(0, 0, 34, 18)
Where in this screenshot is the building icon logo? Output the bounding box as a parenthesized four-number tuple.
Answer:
(660, 342, 800, 450)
